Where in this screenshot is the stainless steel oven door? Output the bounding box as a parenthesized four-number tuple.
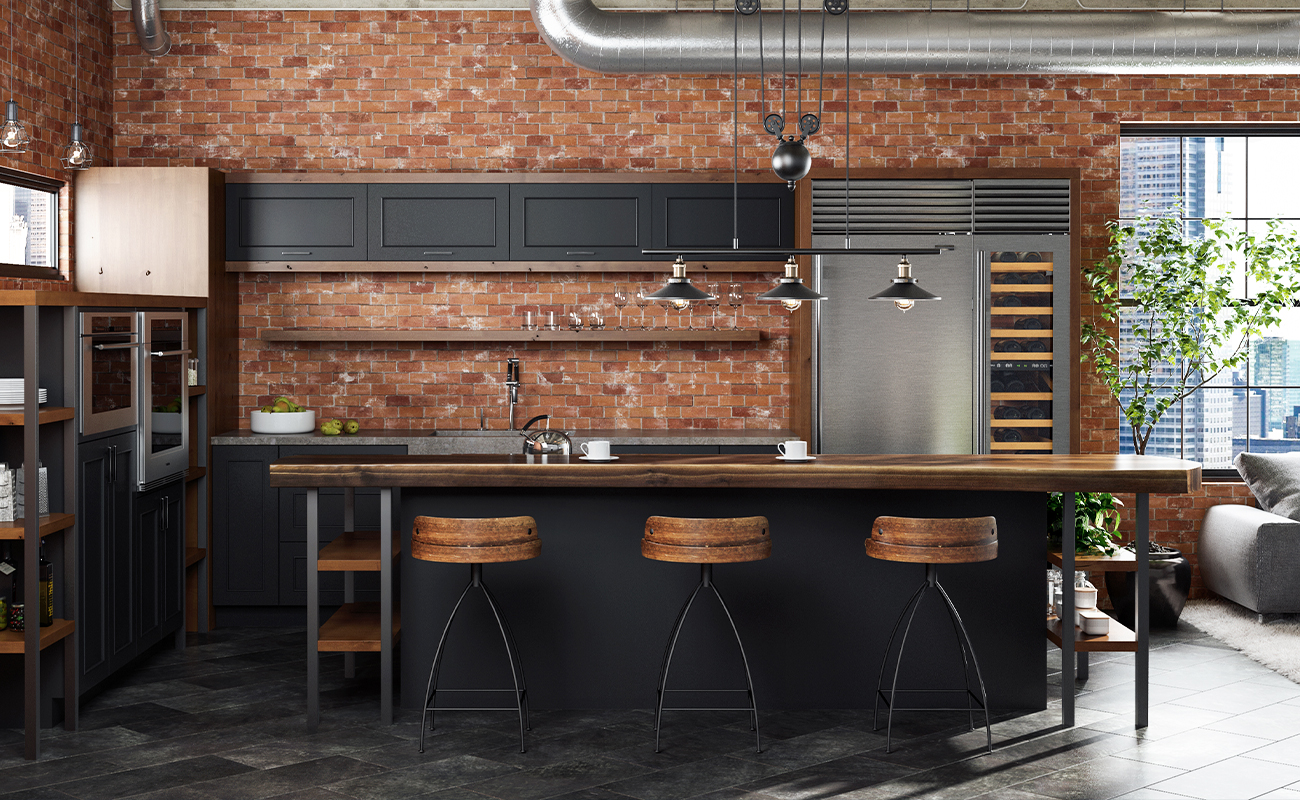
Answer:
(138, 311, 190, 490)
(79, 312, 140, 436)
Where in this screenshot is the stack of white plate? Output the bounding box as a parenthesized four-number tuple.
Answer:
(0, 379, 48, 405)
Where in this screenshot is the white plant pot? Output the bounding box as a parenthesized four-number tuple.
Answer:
(250, 409, 316, 434)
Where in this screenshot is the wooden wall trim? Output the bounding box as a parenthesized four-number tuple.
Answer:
(226, 171, 788, 185)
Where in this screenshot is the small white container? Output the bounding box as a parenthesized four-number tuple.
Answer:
(1079, 608, 1111, 635)
(1074, 584, 1098, 609)
(250, 410, 316, 434)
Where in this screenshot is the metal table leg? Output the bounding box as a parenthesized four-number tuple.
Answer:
(1061, 491, 1076, 727)
(381, 488, 393, 724)
(344, 488, 355, 680)
(1136, 492, 1149, 729)
(307, 488, 320, 732)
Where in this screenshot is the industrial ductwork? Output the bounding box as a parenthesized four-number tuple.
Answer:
(132, 0, 172, 56)
(531, 0, 1300, 74)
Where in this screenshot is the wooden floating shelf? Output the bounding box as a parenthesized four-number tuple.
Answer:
(991, 419, 1052, 427)
(262, 329, 762, 343)
(990, 307, 1053, 315)
(187, 385, 206, 397)
(319, 601, 402, 653)
(991, 353, 1052, 361)
(0, 406, 74, 426)
(0, 513, 77, 541)
(185, 546, 207, 568)
(318, 531, 400, 572)
(1047, 614, 1137, 652)
(1047, 549, 1180, 573)
(0, 619, 75, 654)
(991, 392, 1052, 401)
(990, 329, 1051, 338)
(990, 441, 1053, 451)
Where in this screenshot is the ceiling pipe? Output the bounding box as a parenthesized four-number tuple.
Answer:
(131, 0, 172, 56)
(530, 0, 1300, 74)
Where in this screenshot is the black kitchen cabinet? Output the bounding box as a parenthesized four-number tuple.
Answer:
(134, 482, 184, 656)
(212, 445, 279, 605)
(651, 183, 795, 260)
(368, 184, 510, 261)
(76, 431, 136, 692)
(510, 184, 653, 261)
(610, 444, 776, 455)
(225, 183, 368, 261)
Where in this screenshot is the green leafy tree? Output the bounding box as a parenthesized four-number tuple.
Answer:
(1081, 212, 1300, 455)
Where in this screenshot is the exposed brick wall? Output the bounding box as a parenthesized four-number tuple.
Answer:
(1, 0, 113, 289)
(104, 10, 1300, 591)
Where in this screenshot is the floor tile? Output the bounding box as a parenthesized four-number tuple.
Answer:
(462, 754, 653, 800)
(53, 754, 255, 800)
(1244, 734, 1300, 767)
(1146, 756, 1300, 800)
(734, 753, 914, 800)
(1110, 727, 1271, 770)
(328, 754, 517, 799)
(1168, 681, 1300, 715)
(1009, 754, 1184, 800)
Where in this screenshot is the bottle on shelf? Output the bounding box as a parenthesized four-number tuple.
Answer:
(994, 406, 1023, 420)
(995, 429, 1023, 443)
(1026, 406, 1047, 420)
(9, 575, 23, 632)
(1014, 317, 1044, 330)
(38, 543, 52, 627)
(0, 543, 11, 632)
(1025, 340, 1047, 353)
(994, 340, 1024, 352)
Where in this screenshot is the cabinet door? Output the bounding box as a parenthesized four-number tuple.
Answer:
(76, 431, 136, 691)
(368, 184, 509, 261)
(651, 183, 795, 260)
(225, 184, 367, 261)
(510, 184, 652, 261)
(276, 445, 405, 606)
(212, 445, 279, 605)
(135, 484, 183, 653)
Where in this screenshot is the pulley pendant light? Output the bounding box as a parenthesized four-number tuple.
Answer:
(868, 255, 941, 312)
(2, 100, 31, 153)
(61, 4, 93, 170)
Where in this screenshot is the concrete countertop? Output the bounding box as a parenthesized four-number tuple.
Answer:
(211, 428, 795, 454)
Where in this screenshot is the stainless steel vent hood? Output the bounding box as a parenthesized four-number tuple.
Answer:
(531, 0, 1300, 74)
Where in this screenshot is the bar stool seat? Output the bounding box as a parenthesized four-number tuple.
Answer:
(643, 515, 770, 753)
(413, 515, 540, 754)
(866, 515, 997, 753)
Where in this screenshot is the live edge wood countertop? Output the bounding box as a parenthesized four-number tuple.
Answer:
(268, 453, 1202, 495)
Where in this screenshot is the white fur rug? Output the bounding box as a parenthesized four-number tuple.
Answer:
(1180, 598, 1300, 684)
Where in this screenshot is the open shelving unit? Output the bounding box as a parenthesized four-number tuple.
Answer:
(1046, 551, 1141, 655)
(989, 254, 1055, 454)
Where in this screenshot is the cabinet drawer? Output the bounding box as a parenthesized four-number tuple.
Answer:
(651, 184, 795, 260)
(368, 184, 509, 261)
(510, 184, 652, 261)
(226, 184, 367, 261)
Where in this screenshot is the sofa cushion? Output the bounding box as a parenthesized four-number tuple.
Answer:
(1233, 451, 1300, 520)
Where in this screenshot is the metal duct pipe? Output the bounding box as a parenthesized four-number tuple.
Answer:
(530, 0, 1300, 74)
(131, 0, 172, 56)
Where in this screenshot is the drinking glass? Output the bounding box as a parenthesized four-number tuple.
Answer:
(635, 287, 651, 330)
(727, 283, 744, 329)
(705, 284, 721, 330)
(612, 285, 629, 330)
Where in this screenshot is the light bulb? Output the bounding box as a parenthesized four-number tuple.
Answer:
(2, 122, 23, 149)
(893, 298, 915, 312)
(65, 141, 90, 167)
(780, 299, 803, 312)
(669, 298, 690, 310)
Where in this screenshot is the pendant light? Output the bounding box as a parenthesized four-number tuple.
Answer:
(2, 101, 31, 153)
(645, 255, 713, 309)
(61, 4, 93, 170)
(868, 255, 941, 312)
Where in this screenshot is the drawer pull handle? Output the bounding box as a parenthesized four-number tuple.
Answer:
(566, 251, 596, 256)
(280, 251, 312, 255)
(423, 251, 454, 255)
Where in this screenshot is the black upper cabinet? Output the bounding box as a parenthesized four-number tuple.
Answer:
(651, 184, 795, 261)
(510, 184, 653, 261)
(226, 184, 367, 261)
(368, 184, 510, 261)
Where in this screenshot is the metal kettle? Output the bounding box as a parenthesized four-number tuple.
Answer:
(519, 414, 572, 456)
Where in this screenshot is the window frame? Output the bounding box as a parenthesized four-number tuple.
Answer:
(0, 166, 65, 281)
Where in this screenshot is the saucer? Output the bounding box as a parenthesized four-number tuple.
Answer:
(776, 455, 816, 462)
(579, 455, 619, 462)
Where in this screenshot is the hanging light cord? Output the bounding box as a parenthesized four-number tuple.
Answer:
(844, 3, 850, 250)
(734, 0, 740, 249)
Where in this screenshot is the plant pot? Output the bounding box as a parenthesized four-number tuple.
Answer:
(1104, 542, 1192, 629)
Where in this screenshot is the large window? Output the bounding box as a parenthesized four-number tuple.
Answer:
(0, 168, 62, 280)
(1118, 133, 1300, 470)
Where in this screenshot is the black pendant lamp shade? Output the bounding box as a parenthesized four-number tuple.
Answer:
(868, 256, 940, 312)
(646, 256, 714, 308)
(758, 256, 826, 311)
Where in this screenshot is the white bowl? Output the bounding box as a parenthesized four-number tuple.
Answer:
(151, 411, 183, 434)
(250, 409, 316, 434)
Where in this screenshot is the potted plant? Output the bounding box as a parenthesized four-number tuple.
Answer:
(1047, 491, 1123, 555)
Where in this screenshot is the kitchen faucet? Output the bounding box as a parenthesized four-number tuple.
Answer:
(506, 357, 521, 430)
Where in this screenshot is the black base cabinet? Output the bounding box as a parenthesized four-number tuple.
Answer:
(77, 433, 185, 695)
(213, 444, 406, 613)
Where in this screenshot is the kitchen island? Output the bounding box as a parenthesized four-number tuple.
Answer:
(268, 454, 1200, 730)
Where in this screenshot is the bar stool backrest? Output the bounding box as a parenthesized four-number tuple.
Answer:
(642, 515, 771, 563)
(866, 516, 998, 564)
(413, 515, 541, 563)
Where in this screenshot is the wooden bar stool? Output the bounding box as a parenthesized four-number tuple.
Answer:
(412, 515, 541, 754)
(865, 516, 997, 754)
(643, 515, 771, 754)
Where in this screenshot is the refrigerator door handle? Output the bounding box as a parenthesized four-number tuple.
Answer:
(974, 250, 991, 454)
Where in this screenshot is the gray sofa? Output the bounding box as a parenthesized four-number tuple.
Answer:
(1199, 503, 1300, 615)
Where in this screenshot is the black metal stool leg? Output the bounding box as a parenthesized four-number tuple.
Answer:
(935, 582, 993, 753)
(420, 575, 475, 754)
(479, 573, 529, 753)
(936, 580, 977, 732)
(873, 581, 928, 732)
(707, 578, 762, 753)
(654, 579, 706, 753)
(884, 582, 930, 753)
(481, 581, 532, 734)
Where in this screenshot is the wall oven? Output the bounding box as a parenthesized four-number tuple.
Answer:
(79, 312, 140, 437)
(139, 311, 190, 491)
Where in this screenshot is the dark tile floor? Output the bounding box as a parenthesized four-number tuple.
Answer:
(3, 620, 1300, 800)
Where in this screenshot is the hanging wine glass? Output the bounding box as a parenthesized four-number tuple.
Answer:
(728, 283, 744, 330)
(635, 287, 651, 330)
(705, 284, 722, 331)
(612, 285, 629, 331)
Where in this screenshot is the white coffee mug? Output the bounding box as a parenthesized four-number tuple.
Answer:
(778, 440, 808, 459)
(582, 440, 612, 460)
